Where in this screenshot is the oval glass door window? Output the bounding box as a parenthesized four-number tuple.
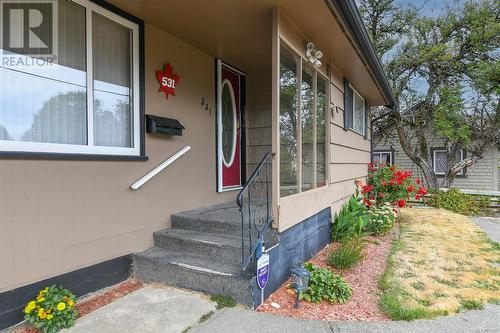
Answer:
(221, 80, 237, 167)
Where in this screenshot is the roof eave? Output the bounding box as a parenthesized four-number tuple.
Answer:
(324, 0, 397, 108)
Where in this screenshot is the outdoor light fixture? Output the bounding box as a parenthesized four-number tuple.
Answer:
(306, 42, 323, 68)
(290, 262, 310, 309)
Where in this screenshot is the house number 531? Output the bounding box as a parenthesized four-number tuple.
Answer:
(162, 77, 176, 88)
(156, 63, 180, 99)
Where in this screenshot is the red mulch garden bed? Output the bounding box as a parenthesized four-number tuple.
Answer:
(257, 228, 398, 321)
(12, 279, 143, 333)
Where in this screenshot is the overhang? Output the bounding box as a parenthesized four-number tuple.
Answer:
(105, 0, 395, 107)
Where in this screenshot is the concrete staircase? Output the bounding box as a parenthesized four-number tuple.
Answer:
(133, 202, 278, 307)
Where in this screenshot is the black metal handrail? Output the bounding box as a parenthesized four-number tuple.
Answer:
(236, 152, 274, 270)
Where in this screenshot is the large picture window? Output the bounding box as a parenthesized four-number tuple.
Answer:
(0, 0, 141, 156)
(279, 41, 328, 197)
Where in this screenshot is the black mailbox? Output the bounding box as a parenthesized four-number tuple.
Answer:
(145, 114, 185, 136)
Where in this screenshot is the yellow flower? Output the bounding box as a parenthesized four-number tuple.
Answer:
(67, 299, 75, 308)
(37, 308, 46, 318)
(56, 302, 66, 311)
(37, 297, 45, 303)
(46, 314, 53, 320)
(24, 301, 36, 314)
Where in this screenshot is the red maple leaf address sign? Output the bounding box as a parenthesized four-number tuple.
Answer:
(156, 63, 180, 99)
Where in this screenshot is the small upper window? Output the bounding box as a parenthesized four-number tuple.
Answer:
(343, 80, 366, 136)
(352, 89, 365, 135)
(433, 149, 464, 175)
(372, 151, 392, 165)
(0, 0, 141, 156)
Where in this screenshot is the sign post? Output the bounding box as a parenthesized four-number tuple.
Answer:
(256, 252, 269, 305)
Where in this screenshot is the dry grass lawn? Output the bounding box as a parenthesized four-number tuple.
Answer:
(380, 208, 500, 319)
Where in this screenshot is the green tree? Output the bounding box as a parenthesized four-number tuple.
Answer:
(359, 0, 500, 188)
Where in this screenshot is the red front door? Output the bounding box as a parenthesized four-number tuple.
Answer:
(217, 60, 244, 192)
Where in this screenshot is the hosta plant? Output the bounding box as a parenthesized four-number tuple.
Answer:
(331, 192, 371, 242)
(24, 285, 77, 333)
(300, 263, 352, 304)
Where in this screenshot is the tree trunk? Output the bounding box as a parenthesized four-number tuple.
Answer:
(391, 109, 439, 188)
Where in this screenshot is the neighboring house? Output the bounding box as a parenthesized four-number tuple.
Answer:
(372, 122, 499, 192)
(0, 0, 395, 329)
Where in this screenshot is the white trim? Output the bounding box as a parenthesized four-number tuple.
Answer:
(216, 60, 246, 192)
(85, 6, 94, 149)
(372, 151, 393, 165)
(433, 149, 464, 175)
(220, 79, 238, 168)
(1, 0, 141, 156)
(130, 145, 190, 190)
(350, 84, 365, 136)
(278, 39, 329, 198)
(171, 262, 233, 276)
(318, 71, 329, 187)
(220, 62, 246, 76)
(216, 59, 223, 192)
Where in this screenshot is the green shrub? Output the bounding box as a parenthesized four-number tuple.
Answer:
(459, 299, 484, 311)
(210, 294, 236, 309)
(300, 263, 352, 304)
(365, 202, 396, 235)
(24, 285, 77, 333)
(331, 193, 370, 242)
(428, 188, 491, 216)
(328, 237, 366, 270)
(364, 163, 425, 207)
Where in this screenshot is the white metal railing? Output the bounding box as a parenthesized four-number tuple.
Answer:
(130, 145, 191, 190)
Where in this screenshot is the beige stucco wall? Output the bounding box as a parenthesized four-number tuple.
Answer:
(0, 23, 238, 293)
(1, 3, 384, 292)
(275, 11, 372, 232)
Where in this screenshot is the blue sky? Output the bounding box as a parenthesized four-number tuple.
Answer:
(396, 0, 466, 16)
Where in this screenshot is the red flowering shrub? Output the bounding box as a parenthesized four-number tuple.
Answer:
(360, 163, 426, 208)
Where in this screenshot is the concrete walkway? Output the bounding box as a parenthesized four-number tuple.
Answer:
(50, 216, 498, 333)
(62, 284, 215, 333)
(472, 216, 500, 243)
(191, 216, 500, 333)
(190, 305, 500, 333)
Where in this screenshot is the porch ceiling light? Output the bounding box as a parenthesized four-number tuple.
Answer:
(291, 261, 311, 309)
(306, 42, 323, 68)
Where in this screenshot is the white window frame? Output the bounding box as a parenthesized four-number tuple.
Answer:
(278, 40, 330, 196)
(0, 0, 141, 156)
(350, 85, 365, 136)
(372, 151, 392, 165)
(433, 149, 464, 175)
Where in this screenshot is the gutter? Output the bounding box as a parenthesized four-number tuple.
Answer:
(324, 0, 397, 108)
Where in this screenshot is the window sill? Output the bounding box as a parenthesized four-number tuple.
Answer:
(348, 128, 366, 137)
(0, 151, 149, 161)
(435, 173, 466, 179)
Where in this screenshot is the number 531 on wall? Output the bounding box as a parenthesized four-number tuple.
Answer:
(156, 63, 180, 99)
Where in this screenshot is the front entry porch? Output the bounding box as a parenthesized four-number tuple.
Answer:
(134, 202, 279, 307)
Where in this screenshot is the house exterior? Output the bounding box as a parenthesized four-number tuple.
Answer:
(0, 0, 395, 328)
(372, 123, 500, 192)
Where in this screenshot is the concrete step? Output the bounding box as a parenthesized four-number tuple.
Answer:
(170, 202, 269, 235)
(153, 229, 243, 265)
(171, 213, 242, 234)
(134, 247, 255, 307)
